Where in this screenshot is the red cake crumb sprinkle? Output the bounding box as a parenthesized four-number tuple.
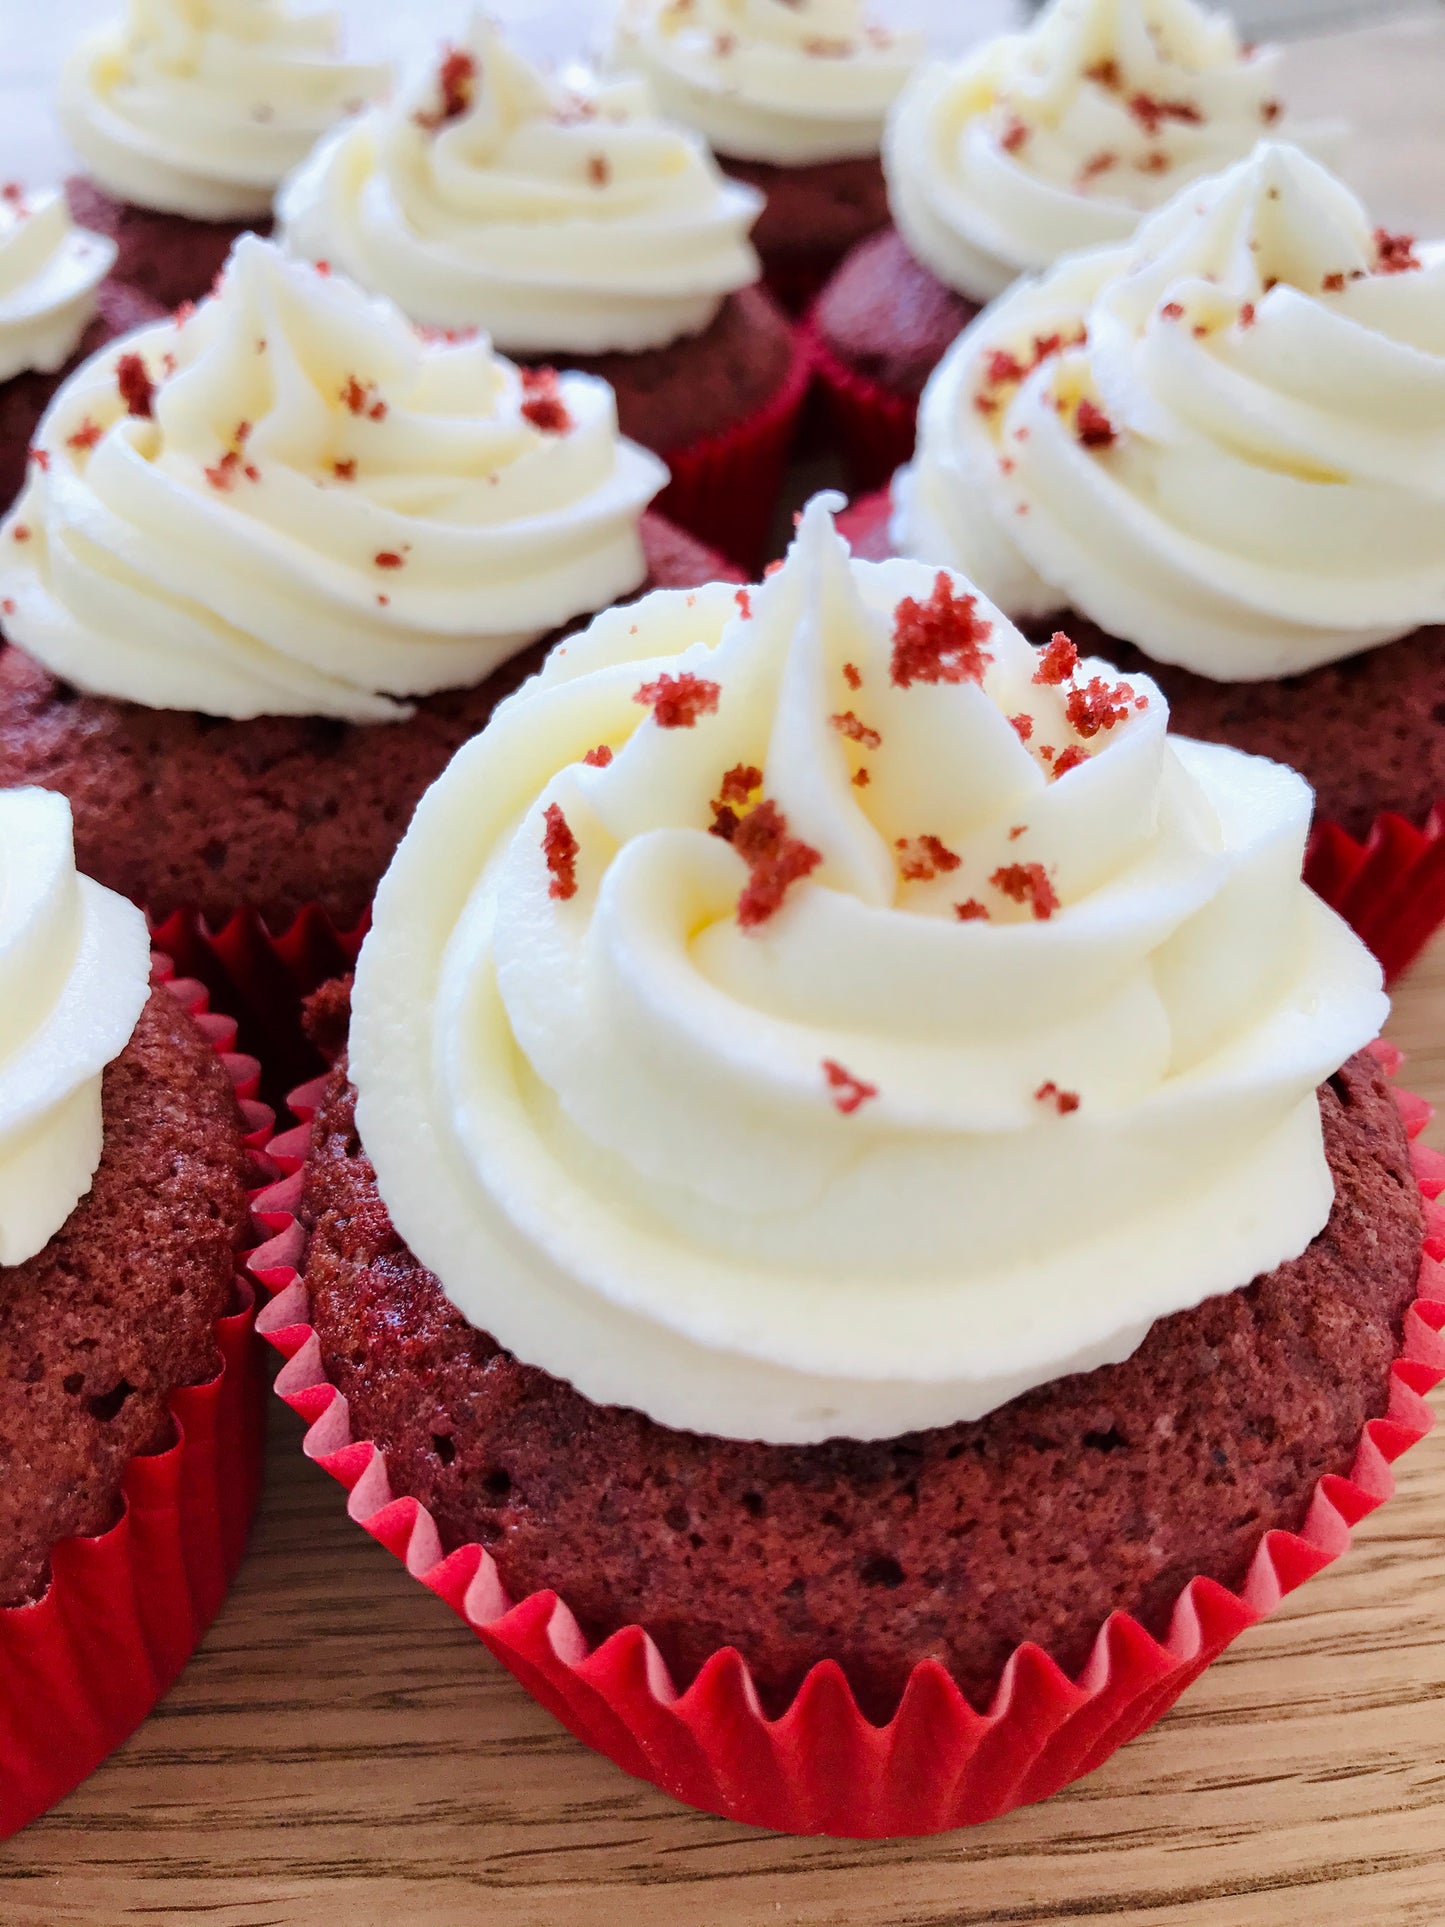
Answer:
(1322, 271, 1346, 292)
(29, 446, 48, 471)
(115, 353, 154, 419)
(1010, 712, 1034, 742)
(314, 260, 331, 276)
(1034, 631, 1079, 685)
(1137, 150, 1170, 174)
(374, 551, 405, 569)
(830, 709, 882, 750)
(1052, 745, 1089, 777)
(1076, 399, 1116, 447)
(1239, 301, 1257, 328)
(1066, 674, 1137, 737)
(1260, 98, 1281, 124)
(376, 593, 390, 606)
(1086, 58, 1120, 88)
(843, 661, 862, 690)
(587, 155, 611, 187)
(1, 598, 13, 615)
(0, 182, 25, 209)
(733, 801, 822, 929)
(204, 449, 241, 490)
(1128, 93, 1202, 136)
(415, 47, 477, 129)
(10, 525, 30, 542)
(719, 764, 763, 806)
(1039, 743, 1055, 762)
(244, 465, 260, 482)
(634, 672, 721, 729)
(1008, 824, 1027, 840)
(852, 768, 870, 788)
(332, 458, 357, 480)
(896, 834, 961, 881)
(583, 744, 613, 768)
(174, 300, 196, 325)
(715, 31, 736, 55)
(1160, 301, 1186, 320)
(804, 36, 854, 58)
(1000, 115, 1029, 153)
(341, 375, 381, 416)
(734, 587, 752, 618)
(542, 802, 579, 901)
(891, 573, 993, 688)
(954, 899, 990, 921)
(1078, 151, 1117, 184)
(1035, 1081, 1081, 1114)
(1375, 229, 1421, 275)
(519, 366, 573, 433)
(985, 348, 1027, 387)
(822, 1059, 877, 1116)
(992, 862, 1059, 920)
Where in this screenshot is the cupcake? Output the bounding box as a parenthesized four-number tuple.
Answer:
(278, 17, 806, 567)
(251, 498, 1442, 1833)
(0, 182, 163, 512)
(0, 786, 265, 1833)
(611, 0, 920, 312)
(0, 237, 734, 1075)
(59, 0, 390, 310)
(869, 142, 1445, 974)
(809, 0, 1324, 487)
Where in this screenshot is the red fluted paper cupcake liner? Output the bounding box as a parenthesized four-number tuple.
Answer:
(655, 321, 813, 572)
(0, 957, 273, 1837)
(801, 312, 920, 494)
(838, 486, 1445, 986)
(247, 1049, 1445, 1838)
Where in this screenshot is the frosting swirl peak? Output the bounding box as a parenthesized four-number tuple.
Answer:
(0, 186, 117, 384)
(279, 17, 763, 354)
(349, 496, 1386, 1444)
(895, 142, 1445, 680)
(0, 236, 667, 722)
(0, 788, 150, 1268)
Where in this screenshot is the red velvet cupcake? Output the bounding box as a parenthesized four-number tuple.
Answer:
(0, 788, 267, 1833)
(610, 0, 920, 313)
(57, 0, 389, 309)
(809, 0, 1321, 488)
(279, 21, 806, 568)
(249, 498, 1443, 1834)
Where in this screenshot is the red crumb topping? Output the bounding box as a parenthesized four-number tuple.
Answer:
(976, 328, 1089, 413)
(830, 709, 882, 751)
(244, 464, 260, 482)
(733, 801, 822, 929)
(587, 155, 611, 187)
(1065, 674, 1138, 737)
(1079, 151, 1117, 184)
(374, 551, 405, 569)
(896, 834, 961, 882)
(1033, 631, 1079, 686)
(1322, 271, 1346, 293)
(1052, 745, 1089, 778)
(1085, 59, 1121, 88)
(1260, 98, 1281, 124)
(1375, 229, 1421, 275)
(542, 802, 579, 901)
(29, 446, 48, 471)
(376, 593, 389, 606)
(1137, 150, 1170, 175)
(1075, 399, 1116, 448)
(954, 899, 990, 922)
(1, 598, 13, 615)
(634, 672, 721, 729)
(415, 47, 477, 130)
(1239, 302, 1256, 328)
(0, 182, 25, 208)
(204, 449, 241, 490)
(1035, 1081, 1081, 1115)
(1000, 115, 1029, 153)
(986, 348, 1027, 388)
(804, 35, 853, 58)
(1008, 825, 1026, 841)
(519, 365, 573, 434)
(1039, 744, 1055, 763)
(1160, 301, 1186, 320)
(11, 525, 30, 542)
(1128, 93, 1203, 136)
(332, 458, 357, 480)
(764, 558, 784, 577)
(314, 260, 331, 276)
(891, 573, 993, 688)
(173, 299, 195, 326)
(718, 764, 763, 807)
(991, 862, 1059, 920)
(115, 353, 154, 419)
(735, 587, 752, 619)
(1009, 712, 1034, 743)
(852, 768, 870, 788)
(843, 661, 862, 690)
(583, 744, 613, 768)
(822, 1059, 877, 1116)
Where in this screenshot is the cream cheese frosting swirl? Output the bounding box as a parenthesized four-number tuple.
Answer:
(349, 494, 1386, 1445)
(0, 788, 150, 1268)
(887, 0, 1317, 305)
(611, 0, 921, 167)
(278, 17, 763, 354)
(0, 236, 667, 723)
(894, 142, 1445, 682)
(0, 187, 117, 384)
(58, 0, 391, 221)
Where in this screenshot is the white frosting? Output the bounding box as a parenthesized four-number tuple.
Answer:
(0, 188, 117, 385)
(894, 142, 1445, 682)
(0, 235, 667, 723)
(611, 0, 921, 167)
(0, 789, 150, 1269)
(887, 0, 1319, 305)
(58, 0, 391, 221)
(349, 494, 1386, 1445)
(279, 18, 763, 355)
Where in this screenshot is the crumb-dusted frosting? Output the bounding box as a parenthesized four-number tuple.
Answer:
(886, 0, 1314, 305)
(0, 236, 666, 723)
(0, 186, 117, 384)
(279, 15, 763, 355)
(58, 0, 390, 221)
(611, 0, 920, 167)
(0, 788, 150, 1267)
(348, 494, 1386, 1444)
(894, 142, 1445, 681)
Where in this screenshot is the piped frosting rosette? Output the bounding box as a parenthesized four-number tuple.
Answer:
(893, 141, 1445, 681)
(279, 17, 763, 354)
(349, 495, 1386, 1445)
(0, 236, 667, 722)
(610, 0, 920, 167)
(0, 187, 117, 383)
(58, 0, 390, 222)
(0, 788, 150, 1267)
(887, 0, 1320, 305)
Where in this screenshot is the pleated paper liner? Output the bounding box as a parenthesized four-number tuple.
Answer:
(0, 957, 274, 1837)
(247, 1048, 1445, 1839)
(801, 310, 921, 495)
(838, 486, 1445, 987)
